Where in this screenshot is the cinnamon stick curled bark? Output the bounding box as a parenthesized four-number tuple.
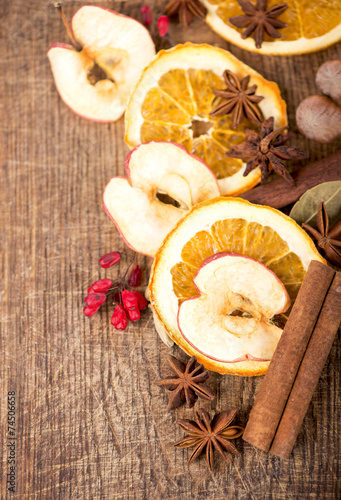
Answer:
(269, 272, 341, 458)
(242, 261, 336, 453)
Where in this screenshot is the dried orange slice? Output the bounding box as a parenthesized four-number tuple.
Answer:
(125, 43, 287, 196)
(202, 0, 341, 55)
(149, 197, 325, 376)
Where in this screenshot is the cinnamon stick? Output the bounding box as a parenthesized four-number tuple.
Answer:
(269, 271, 341, 459)
(242, 261, 335, 452)
(239, 151, 341, 209)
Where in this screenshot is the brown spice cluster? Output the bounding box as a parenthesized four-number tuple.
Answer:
(226, 117, 308, 185)
(156, 355, 244, 470)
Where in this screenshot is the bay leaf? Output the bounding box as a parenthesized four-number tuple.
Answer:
(290, 181, 341, 228)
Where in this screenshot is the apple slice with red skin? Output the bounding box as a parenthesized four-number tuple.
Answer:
(103, 141, 220, 257)
(47, 5, 155, 122)
(178, 253, 290, 363)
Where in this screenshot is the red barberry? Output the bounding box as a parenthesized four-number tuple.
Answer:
(127, 307, 141, 322)
(141, 5, 151, 25)
(99, 251, 121, 269)
(84, 292, 107, 308)
(87, 285, 95, 294)
(122, 290, 139, 311)
(83, 305, 101, 317)
(128, 265, 142, 287)
(91, 279, 112, 292)
(132, 291, 148, 311)
(157, 15, 169, 37)
(111, 305, 128, 330)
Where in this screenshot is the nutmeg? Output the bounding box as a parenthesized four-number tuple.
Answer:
(316, 60, 341, 106)
(296, 95, 341, 144)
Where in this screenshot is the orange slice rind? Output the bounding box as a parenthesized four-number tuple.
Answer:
(125, 43, 287, 196)
(201, 0, 341, 55)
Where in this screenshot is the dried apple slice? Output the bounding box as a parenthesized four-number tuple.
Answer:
(48, 6, 155, 121)
(103, 141, 220, 256)
(178, 253, 290, 363)
(149, 197, 324, 375)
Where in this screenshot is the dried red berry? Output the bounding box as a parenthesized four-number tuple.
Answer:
(127, 307, 141, 322)
(132, 291, 148, 311)
(91, 279, 112, 292)
(84, 292, 107, 308)
(157, 15, 169, 37)
(128, 265, 142, 287)
(141, 5, 152, 25)
(83, 305, 101, 317)
(87, 285, 95, 294)
(99, 251, 121, 269)
(111, 305, 128, 330)
(122, 290, 139, 310)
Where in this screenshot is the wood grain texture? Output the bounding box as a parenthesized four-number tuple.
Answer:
(0, 1, 340, 498)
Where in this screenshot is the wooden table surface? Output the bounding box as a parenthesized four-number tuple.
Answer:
(1, 1, 340, 498)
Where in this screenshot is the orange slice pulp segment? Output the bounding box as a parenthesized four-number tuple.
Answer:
(140, 68, 254, 182)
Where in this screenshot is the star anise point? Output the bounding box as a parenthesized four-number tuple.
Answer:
(175, 408, 244, 470)
(210, 69, 264, 129)
(229, 0, 288, 49)
(226, 117, 308, 185)
(156, 355, 215, 410)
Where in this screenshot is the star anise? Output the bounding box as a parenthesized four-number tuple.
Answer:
(303, 202, 341, 267)
(226, 116, 308, 186)
(210, 69, 264, 129)
(174, 408, 244, 470)
(165, 0, 207, 27)
(229, 0, 288, 49)
(156, 355, 215, 410)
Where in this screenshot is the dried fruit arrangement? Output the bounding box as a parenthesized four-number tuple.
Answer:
(201, 0, 341, 55)
(48, 0, 341, 470)
(148, 197, 325, 375)
(125, 42, 287, 196)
